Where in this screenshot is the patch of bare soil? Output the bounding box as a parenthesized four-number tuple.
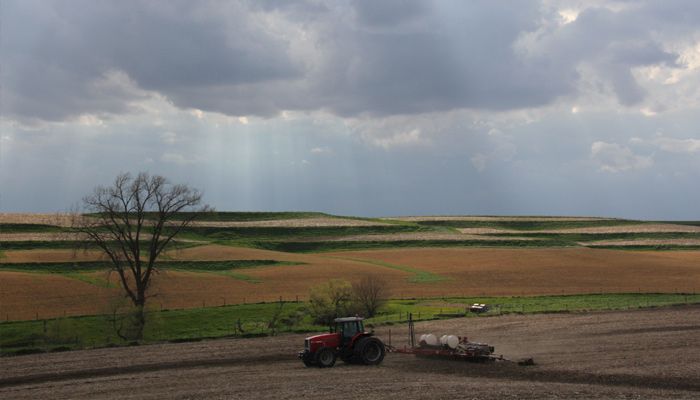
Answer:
(327, 247, 700, 295)
(2, 306, 699, 399)
(0, 233, 80, 242)
(0, 249, 106, 263)
(0, 213, 78, 227)
(0, 271, 117, 319)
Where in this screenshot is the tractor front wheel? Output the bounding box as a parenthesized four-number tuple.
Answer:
(354, 337, 386, 365)
(315, 347, 337, 368)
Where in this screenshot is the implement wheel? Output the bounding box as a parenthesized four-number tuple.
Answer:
(315, 347, 337, 368)
(354, 337, 386, 365)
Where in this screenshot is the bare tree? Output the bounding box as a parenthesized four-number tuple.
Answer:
(74, 172, 209, 339)
(352, 275, 388, 318)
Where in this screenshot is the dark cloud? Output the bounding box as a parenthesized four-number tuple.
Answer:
(1, 0, 696, 121)
(352, 0, 427, 27)
(2, 0, 300, 121)
(530, 6, 679, 106)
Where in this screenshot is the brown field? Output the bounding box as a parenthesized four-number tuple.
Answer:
(3, 245, 700, 320)
(2, 305, 699, 399)
(0, 272, 117, 320)
(325, 247, 700, 296)
(0, 213, 75, 227)
(0, 233, 76, 242)
(0, 249, 107, 263)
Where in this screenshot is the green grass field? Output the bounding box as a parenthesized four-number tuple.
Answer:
(0, 223, 68, 233)
(2, 293, 699, 356)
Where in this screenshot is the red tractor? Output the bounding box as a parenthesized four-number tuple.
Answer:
(298, 317, 386, 368)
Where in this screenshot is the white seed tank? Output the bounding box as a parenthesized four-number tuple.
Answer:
(421, 333, 438, 346)
(445, 335, 459, 349)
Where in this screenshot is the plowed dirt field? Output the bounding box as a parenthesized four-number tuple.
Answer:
(3, 246, 700, 320)
(2, 306, 699, 399)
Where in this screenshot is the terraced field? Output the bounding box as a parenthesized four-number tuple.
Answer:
(0, 213, 700, 320)
(2, 213, 700, 322)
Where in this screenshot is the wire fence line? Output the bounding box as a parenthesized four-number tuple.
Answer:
(1, 297, 698, 323)
(3, 293, 700, 356)
(2, 290, 700, 323)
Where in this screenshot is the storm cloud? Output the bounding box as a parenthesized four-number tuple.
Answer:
(3, 1, 700, 219)
(2, 0, 692, 121)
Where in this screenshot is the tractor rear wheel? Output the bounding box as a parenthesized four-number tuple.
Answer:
(354, 337, 385, 365)
(315, 347, 336, 368)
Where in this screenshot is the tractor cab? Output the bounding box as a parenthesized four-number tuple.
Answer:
(332, 317, 365, 345)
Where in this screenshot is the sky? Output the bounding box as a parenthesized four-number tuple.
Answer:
(2, 0, 700, 219)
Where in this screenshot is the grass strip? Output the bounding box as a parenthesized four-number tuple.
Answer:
(326, 256, 448, 283)
(245, 239, 568, 253)
(62, 273, 116, 288)
(586, 245, 700, 251)
(180, 224, 434, 241)
(0, 224, 68, 233)
(0, 240, 204, 251)
(415, 219, 643, 230)
(2, 293, 700, 356)
(0, 260, 303, 273)
(491, 231, 700, 240)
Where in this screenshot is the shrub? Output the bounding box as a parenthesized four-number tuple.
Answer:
(308, 279, 356, 325)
